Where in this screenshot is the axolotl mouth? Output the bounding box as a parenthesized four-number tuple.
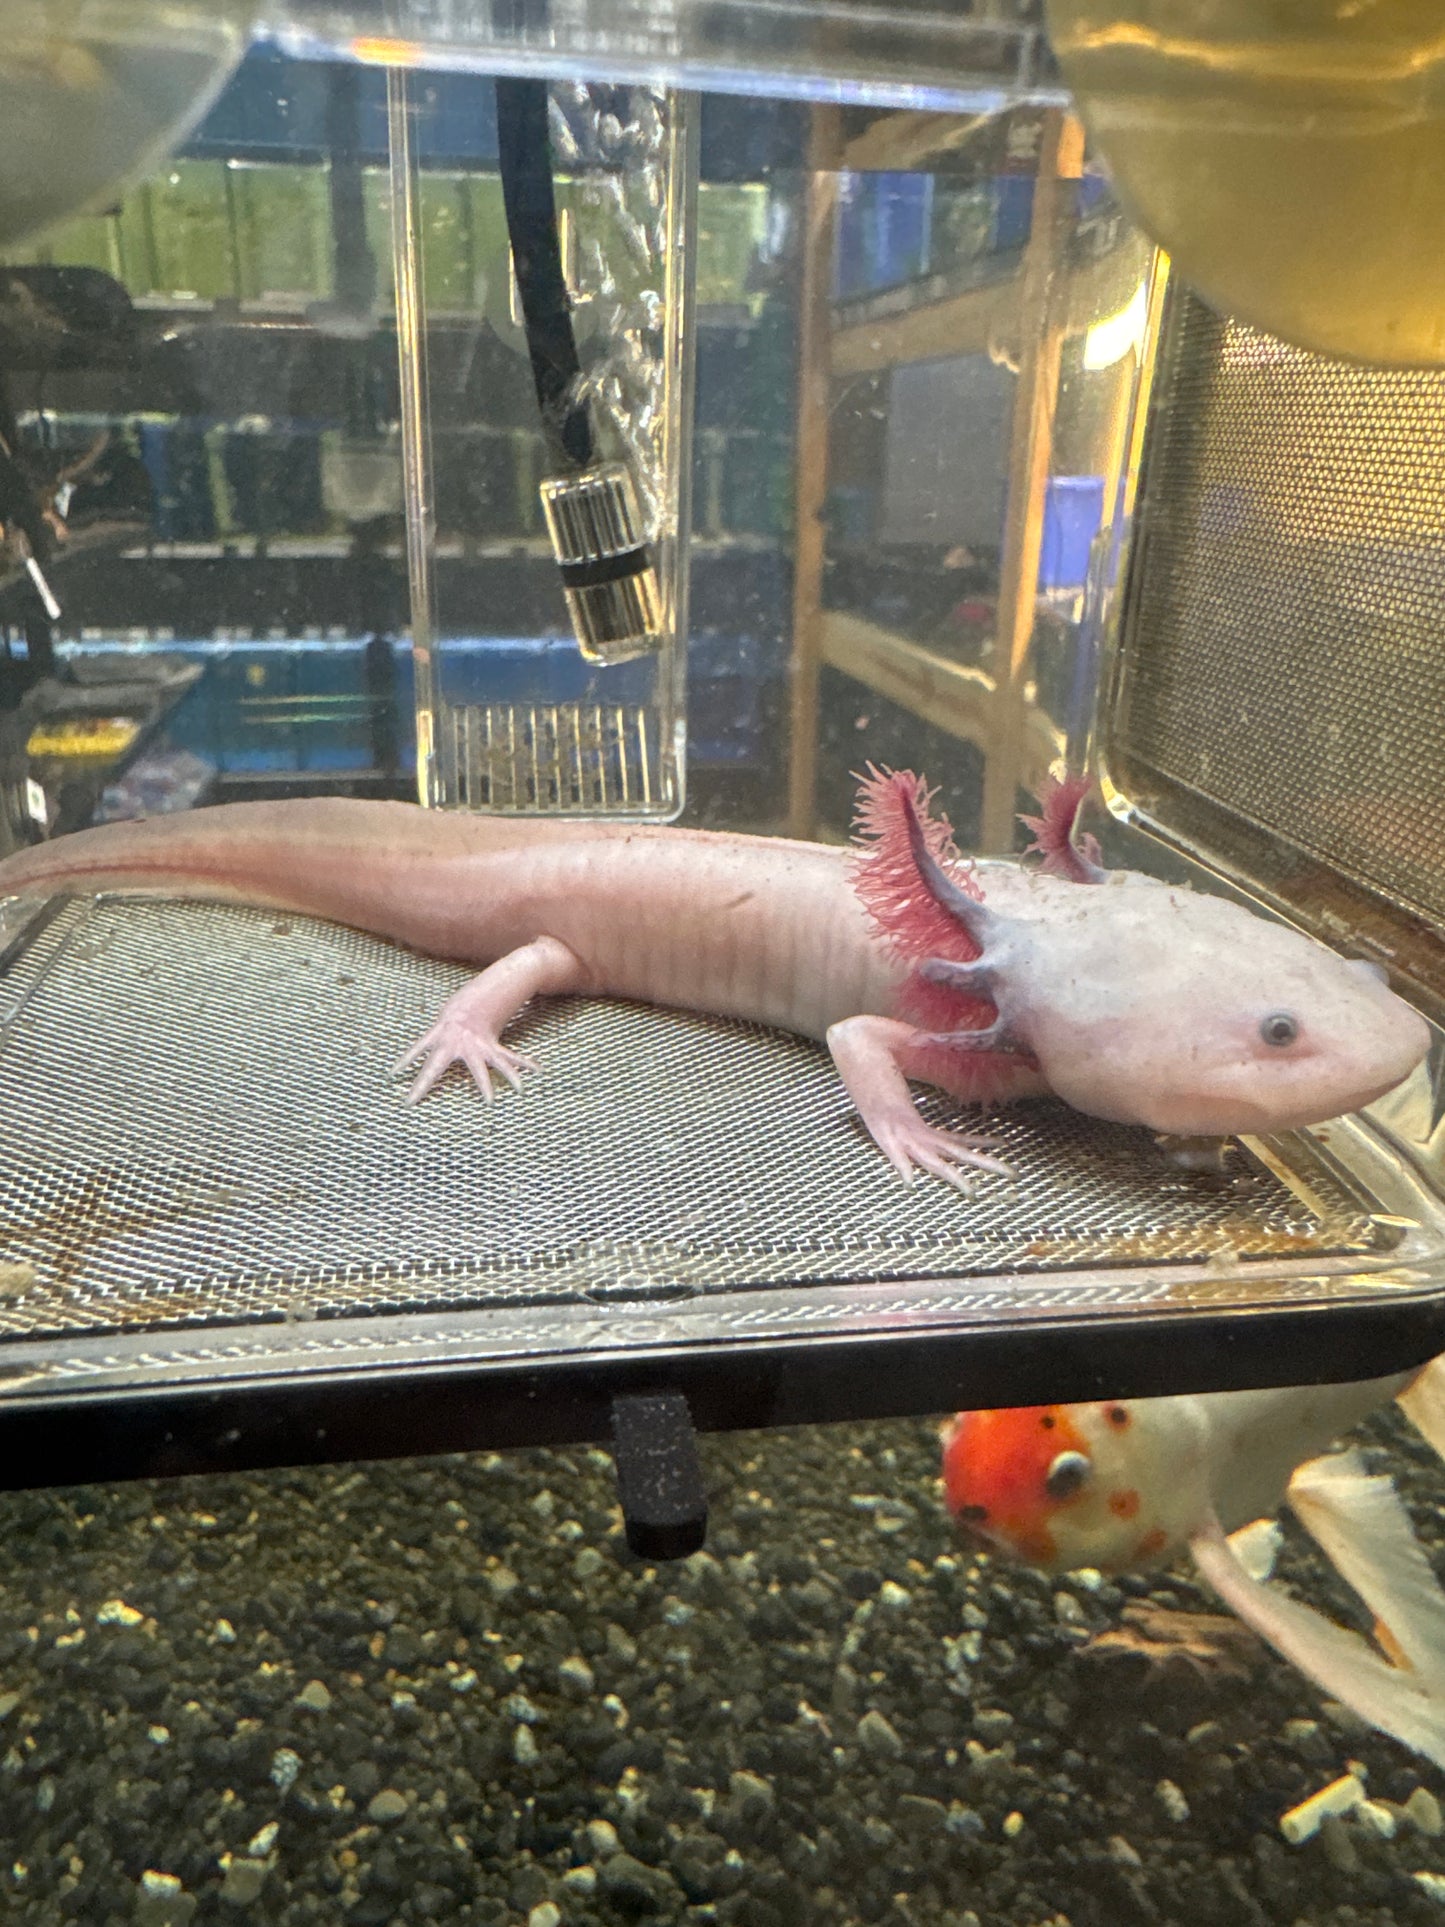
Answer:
(1144, 1026, 1432, 1137)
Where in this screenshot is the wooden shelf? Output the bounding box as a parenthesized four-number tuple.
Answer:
(830, 241, 1146, 377)
(819, 608, 1062, 789)
(786, 103, 1116, 845)
(839, 110, 990, 175)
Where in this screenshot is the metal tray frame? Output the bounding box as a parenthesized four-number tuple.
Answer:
(0, 891, 1441, 1488)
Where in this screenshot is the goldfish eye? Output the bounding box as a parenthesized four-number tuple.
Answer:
(1260, 1012, 1299, 1048)
(1044, 1451, 1092, 1501)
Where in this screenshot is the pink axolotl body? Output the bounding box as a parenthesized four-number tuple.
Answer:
(0, 771, 1428, 1187)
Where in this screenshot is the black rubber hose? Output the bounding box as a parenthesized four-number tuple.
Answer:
(494, 77, 594, 471)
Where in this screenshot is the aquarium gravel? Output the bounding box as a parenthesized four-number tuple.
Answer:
(1, 1404, 1444, 1925)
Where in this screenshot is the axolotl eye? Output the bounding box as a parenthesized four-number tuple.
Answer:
(1259, 1011, 1300, 1048)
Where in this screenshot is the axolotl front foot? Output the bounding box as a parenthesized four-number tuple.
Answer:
(394, 944, 1010, 1197)
(867, 1111, 1011, 1195)
(395, 934, 589, 1103)
(396, 1022, 540, 1103)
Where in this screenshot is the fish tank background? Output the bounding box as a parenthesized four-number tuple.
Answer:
(0, 52, 785, 829)
(1, 7, 1445, 1923)
(0, 44, 1135, 849)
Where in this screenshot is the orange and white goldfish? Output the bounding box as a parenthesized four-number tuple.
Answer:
(942, 1359, 1445, 1768)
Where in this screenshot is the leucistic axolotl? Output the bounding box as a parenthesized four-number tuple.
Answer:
(0, 768, 1427, 1186)
(942, 1361, 1445, 1769)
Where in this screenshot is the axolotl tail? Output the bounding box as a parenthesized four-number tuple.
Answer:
(0, 799, 602, 957)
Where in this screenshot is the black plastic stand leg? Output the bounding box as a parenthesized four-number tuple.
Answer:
(610, 1391, 708, 1561)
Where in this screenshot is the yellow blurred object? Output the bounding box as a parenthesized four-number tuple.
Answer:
(1046, 0, 1445, 365)
(0, 2, 257, 249)
(27, 716, 140, 760)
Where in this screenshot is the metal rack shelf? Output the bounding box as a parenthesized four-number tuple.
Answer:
(0, 892, 1440, 1486)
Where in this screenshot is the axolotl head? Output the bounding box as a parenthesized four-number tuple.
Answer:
(920, 865, 1431, 1137)
(883, 771, 1430, 1138)
(1000, 876, 1431, 1136)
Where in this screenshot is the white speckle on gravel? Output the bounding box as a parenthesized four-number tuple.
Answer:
(96, 1599, 144, 1627)
(587, 1819, 621, 1860)
(135, 1869, 196, 1927)
(557, 1654, 595, 1695)
(1155, 1779, 1190, 1824)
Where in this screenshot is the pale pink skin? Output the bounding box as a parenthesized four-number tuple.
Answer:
(0, 798, 1428, 1189)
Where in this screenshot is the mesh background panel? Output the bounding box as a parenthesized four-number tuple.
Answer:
(1116, 291, 1445, 931)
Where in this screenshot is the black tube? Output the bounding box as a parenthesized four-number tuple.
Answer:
(494, 78, 594, 471)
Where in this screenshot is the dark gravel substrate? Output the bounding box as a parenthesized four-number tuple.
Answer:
(1, 1401, 1444, 1926)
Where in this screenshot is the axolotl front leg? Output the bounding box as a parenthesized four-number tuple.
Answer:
(396, 938, 1013, 1194)
(826, 1015, 1013, 1191)
(396, 935, 590, 1101)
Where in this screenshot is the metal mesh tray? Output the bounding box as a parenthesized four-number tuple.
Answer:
(0, 892, 1442, 1483)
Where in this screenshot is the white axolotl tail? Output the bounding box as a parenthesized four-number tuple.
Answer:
(0, 797, 593, 947)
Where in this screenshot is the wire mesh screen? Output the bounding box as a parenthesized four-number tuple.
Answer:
(0, 895, 1380, 1346)
(1114, 290, 1445, 939)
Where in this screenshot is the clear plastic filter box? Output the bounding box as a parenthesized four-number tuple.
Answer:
(388, 71, 696, 813)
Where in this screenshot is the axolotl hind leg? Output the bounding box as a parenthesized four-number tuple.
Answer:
(826, 1015, 1011, 1193)
(397, 935, 590, 1102)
